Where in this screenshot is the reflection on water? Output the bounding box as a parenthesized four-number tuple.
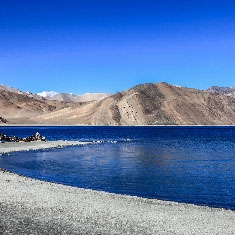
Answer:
(0, 126, 235, 209)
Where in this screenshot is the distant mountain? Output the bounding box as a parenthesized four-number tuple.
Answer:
(37, 91, 111, 102)
(3, 82, 235, 125)
(0, 85, 78, 124)
(37, 91, 59, 98)
(46, 93, 77, 102)
(207, 86, 235, 97)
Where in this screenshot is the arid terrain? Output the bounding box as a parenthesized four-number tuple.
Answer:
(2, 82, 235, 125)
(0, 85, 80, 123)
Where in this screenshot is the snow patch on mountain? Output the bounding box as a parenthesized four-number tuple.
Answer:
(37, 91, 58, 98)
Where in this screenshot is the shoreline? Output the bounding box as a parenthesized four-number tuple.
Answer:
(0, 169, 235, 234)
(2, 124, 235, 127)
(0, 140, 92, 154)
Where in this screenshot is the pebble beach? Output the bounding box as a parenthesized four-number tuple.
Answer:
(0, 170, 235, 234)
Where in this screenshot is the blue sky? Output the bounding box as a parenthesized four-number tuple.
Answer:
(1, 0, 235, 94)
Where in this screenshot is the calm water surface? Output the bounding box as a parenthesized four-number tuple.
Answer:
(0, 126, 235, 209)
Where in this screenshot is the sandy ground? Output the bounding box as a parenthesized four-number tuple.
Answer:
(0, 140, 92, 154)
(0, 169, 234, 235)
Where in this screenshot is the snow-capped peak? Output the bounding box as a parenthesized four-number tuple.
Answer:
(173, 84, 182, 88)
(37, 91, 58, 98)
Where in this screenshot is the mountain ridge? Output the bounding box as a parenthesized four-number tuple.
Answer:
(0, 84, 79, 123)
(2, 82, 235, 125)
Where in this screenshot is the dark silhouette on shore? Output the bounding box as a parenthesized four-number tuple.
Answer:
(0, 132, 46, 142)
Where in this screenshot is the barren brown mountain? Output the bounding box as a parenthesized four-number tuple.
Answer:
(0, 85, 80, 124)
(2, 82, 235, 125)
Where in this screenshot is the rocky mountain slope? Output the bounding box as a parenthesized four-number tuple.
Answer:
(2, 82, 235, 125)
(0, 85, 79, 124)
(30, 82, 235, 125)
(0, 84, 42, 100)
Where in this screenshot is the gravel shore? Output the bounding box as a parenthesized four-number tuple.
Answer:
(0, 169, 235, 234)
(0, 141, 91, 154)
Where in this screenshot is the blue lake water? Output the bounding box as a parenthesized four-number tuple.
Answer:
(0, 126, 235, 209)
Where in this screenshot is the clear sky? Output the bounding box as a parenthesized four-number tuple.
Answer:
(1, 0, 235, 94)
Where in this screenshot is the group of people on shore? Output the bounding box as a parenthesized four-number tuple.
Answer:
(0, 132, 46, 142)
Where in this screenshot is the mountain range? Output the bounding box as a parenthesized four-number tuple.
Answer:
(37, 91, 110, 102)
(1, 83, 235, 125)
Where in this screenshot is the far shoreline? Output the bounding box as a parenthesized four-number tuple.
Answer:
(2, 124, 235, 127)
